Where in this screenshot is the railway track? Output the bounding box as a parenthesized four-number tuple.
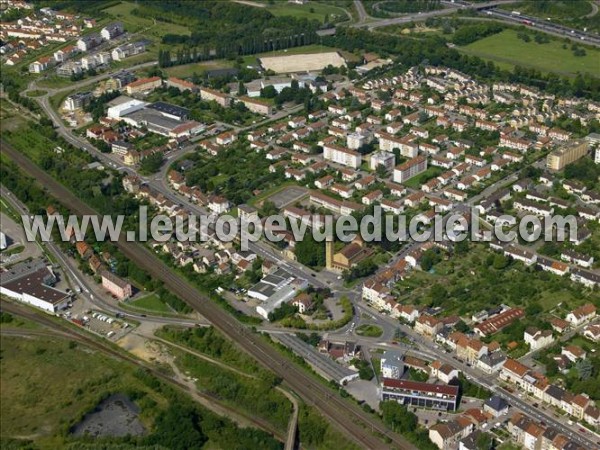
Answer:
(0, 299, 287, 442)
(1, 140, 415, 450)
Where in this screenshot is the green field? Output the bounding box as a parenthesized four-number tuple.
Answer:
(267, 1, 349, 23)
(402, 166, 443, 189)
(129, 294, 172, 313)
(355, 324, 383, 337)
(164, 60, 234, 79)
(104, 1, 191, 36)
(0, 317, 282, 449)
(499, 1, 593, 20)
(25, 90, 47, 97)
(459, 29, 600, 77)
(103, 1, 190, 59)
(0, 332, 165, 446)
(237, 0, 349, 23)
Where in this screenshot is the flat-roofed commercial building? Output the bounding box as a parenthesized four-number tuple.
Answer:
(380, 378, 459, 411)
(0, 260, 69, 313)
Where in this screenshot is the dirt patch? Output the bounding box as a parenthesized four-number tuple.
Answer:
(259, 52, 346, 73)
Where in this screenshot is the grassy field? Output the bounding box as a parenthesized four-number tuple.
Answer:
(267, 1, 349, 23)
(355, 324, 383, 337)
(237, 0, 349, 23)
(0, 100, 28, 133)
(128, 294, 172, 313)
(498, 0, 593, 20)
(164, 60, 234, 78)
(459, 29, 600, 77)
(103, 1, 190, 59)
(104, 1, 191, 36)
(25, 90, 48, 97)
(402, 166, 443, 189)
(0, 332, 167, 447)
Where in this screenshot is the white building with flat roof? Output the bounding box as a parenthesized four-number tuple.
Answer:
(107, 99, 148, 119)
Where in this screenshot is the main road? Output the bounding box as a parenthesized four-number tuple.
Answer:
(1, 139, 416, 450)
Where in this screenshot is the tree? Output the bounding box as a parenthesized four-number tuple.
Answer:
(455, 320, 470, 333)
(144, 402, 207, 449)
(429, 284, 447, 303)
(492, 254, 509, 270)
(476, 432, 494, 450)
(576, 359, 593, 381)
(380, 401, 418, 434)
(295, 234, 325, 268)
(421, 249, 442, 271)
(139, 153, 165, 175)
(237, 81, 247, 95)
(260, 85, 278, 98)
(546, 359, 559, 377)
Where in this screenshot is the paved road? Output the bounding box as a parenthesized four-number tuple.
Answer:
(27, 61, 158, 97)
(356, 300, 600, 449)
(585, 1, 599, 18)
(348, 0, 517, 29)
(483, 8, 600, 47)
(2, 140, 417, 450)
(354, 0, 368, 22)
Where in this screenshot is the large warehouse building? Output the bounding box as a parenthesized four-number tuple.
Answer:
(0, 259, 70, 313)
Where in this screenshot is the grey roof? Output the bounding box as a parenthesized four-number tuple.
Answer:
(545, 384, 565, 401)
(1, 259, 67, 306)
(459, 431, 482, 450)
(0, 259, 50, 284)
(484, 395, 508, 412)
(148, 102, 190, 120)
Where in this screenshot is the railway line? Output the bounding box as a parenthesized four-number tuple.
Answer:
(1, 140, 415, 450)
(0, 299, 287, 443)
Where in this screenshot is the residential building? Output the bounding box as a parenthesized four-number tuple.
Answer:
(369, 151, 395, 172)
(125, 76, 162, 95)
(380, 350, 404, 379)
(238, 96, 273, 115)
(101, 22, 124, 40)
(100, 271, 132, 300)
(430, 361, 459, 384)
(546, 140, 589, 171)
(524, 327, 554, 351)
(566, 303, 596, 326)
(393, 155, 427, 183)
(429, 418, 473, 450)
(111, 41, 146, 61)
(484, 395, 509, 417)
(200, 87, 231, 107)
(291, 293, 313, 314)
(414, 314, 442, 338)
(381, 378, 460, 411)
(323, 144, 362, 169)
(64, 92, 92, 111)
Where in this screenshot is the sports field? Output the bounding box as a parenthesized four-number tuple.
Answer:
(459, 29, 600, 77)
(260, 51, 346, 73)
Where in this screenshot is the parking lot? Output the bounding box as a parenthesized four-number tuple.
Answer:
(67, 310, 135, 341)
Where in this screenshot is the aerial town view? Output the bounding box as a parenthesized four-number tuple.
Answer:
(0, 0, 599, 449)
